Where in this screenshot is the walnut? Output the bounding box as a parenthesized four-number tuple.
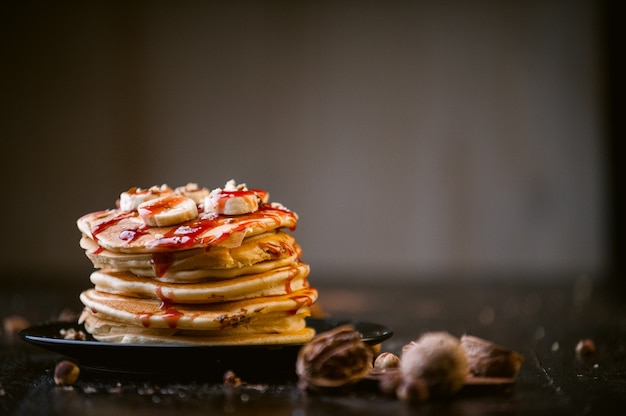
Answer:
(460, 335, 524, 378)
(296, 325, 373, 390)
(398, 332, 468, 401)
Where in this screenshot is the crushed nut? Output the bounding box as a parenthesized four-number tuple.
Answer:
(59, 328, 87, 341)
(54, 360, 80, 386)
(460, 335, 524, 378)
(399, 332, 468, 401)
(296, 325, 373, 390)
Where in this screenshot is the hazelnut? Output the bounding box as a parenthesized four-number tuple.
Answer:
(460, 335, 524, 378)
(296, 325, 373, 390)
(54, 360, 80, 386)
(3, 315, 30, 336)
(399, 332, 468, 400)
(374, 352, 400, 369)
(223, 370, 242, 387)
(576, 339, 596, 358)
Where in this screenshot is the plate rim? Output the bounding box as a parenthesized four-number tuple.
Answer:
(19, 317, 393, 350)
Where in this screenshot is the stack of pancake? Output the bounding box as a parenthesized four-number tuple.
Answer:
(76, 181, 317, 345)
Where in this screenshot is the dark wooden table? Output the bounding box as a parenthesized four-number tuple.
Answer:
(2, 274, 625, 415)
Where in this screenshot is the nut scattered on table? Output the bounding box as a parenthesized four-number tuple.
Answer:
(2, 315, 30, 336)
(398, 332, 468, 401)
(223, 370, 243, 387)
(460, 335, 524, 378)
(374, 352, 400, 369)
(576, 339, 596, 357)
(54, 360, 80, 386)
(296, 324, 373, 390)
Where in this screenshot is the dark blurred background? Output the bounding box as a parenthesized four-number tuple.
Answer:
(0, 0, 621, 287)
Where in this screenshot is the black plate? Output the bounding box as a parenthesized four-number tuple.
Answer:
(20, 318, 392, 381)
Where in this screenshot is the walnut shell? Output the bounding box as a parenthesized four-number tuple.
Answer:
(296, 324, 373, 390)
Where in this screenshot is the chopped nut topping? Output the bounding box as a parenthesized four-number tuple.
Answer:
(59, 328, 87, 341)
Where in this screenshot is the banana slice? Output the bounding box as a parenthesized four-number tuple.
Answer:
(120, 185, 173, 212)
(204, 180, 268, 216)
(138, 195, 198, 227)
(175, 183, 210, 204)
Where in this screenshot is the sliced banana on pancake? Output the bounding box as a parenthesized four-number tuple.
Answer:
(138, 195, 198, 227)
(77, 205, 297, 253)
(89, 262, 310, 303)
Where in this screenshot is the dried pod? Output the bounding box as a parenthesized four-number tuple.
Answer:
(399, 331, 468, 400)
(296, 324, 373, 390)
(374, 352, 400, 369)
(54, 360, 80, 386)
(460, 335, 524, 378)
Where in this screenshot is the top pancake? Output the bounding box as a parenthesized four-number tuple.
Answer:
(77, 203, 298, 253)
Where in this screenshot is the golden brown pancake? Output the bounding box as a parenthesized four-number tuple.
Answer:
(80, 310, 315, 345)
(79, 287, 317, 331)
(80, 231, 303, 282)
(89, 262, 310, 303)
(76, 181, 317, 346)
(77, 204, 297, 253)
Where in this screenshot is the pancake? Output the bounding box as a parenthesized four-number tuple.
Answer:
(80, 230, 303, 282)
(89, 262, 310, 303)
(76, 181, 317, 346)
(80, 309, 316, 345)
(79, 287, 318, 331)
(77, 204, 297, 253)
(80, 310, 314, 345)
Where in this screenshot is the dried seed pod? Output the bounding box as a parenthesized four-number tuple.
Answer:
(399, 331, 468, 400)
(296, 324, 373, 390)
(460, 335, 524, 378)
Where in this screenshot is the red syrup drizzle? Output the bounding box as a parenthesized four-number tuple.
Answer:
(162, 307, 183, 329)
(90, 211, 136, 240)
(118, 225, 149, 242)
(139, 313, 152, 328)
(138, 307, 183, 329)
(138, 195, 188, 216)
(155, 286, 174, 304)
(151, 252, 176, 278)
(148, 204, 297, 251)
(284, 268, 299, 294)
(287, 290, 315, 315)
